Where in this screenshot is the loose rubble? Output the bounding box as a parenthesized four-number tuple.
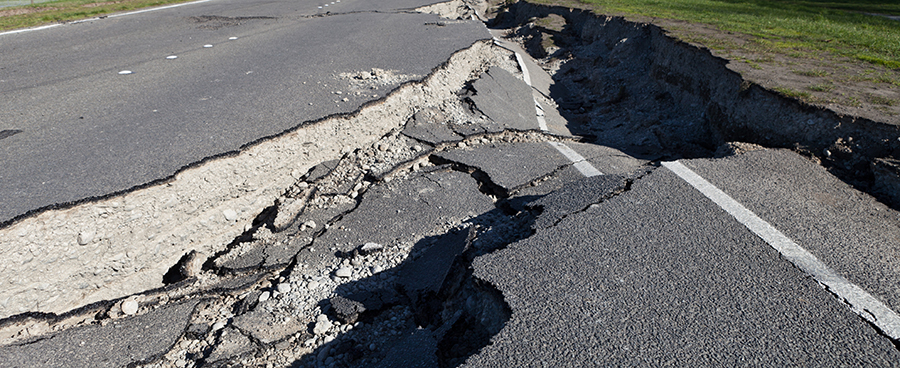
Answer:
(3, 0, 900, 367)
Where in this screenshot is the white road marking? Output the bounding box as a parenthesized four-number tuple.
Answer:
(662, 160, 900, 341)
(536, 115, 549, 131)
(106, 0, 211, 18)
(166, 55, 178, 59)
(0, 23, 61, 36)
(0, 0, 212, 36)
(548, 141, 602, 177)
(514, 52, 532, 87)
(494, 37, 550, 132)
(534, 102, 548, 130)
(496, 38, 598, 176)
(118, 70, 133, 75)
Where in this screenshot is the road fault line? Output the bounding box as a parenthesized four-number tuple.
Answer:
(662, 160, 900, 341)
(548, 141, 603, 177)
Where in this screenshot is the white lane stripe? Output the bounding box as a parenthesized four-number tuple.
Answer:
(514, 52, 532, 87)
(536, 115, 549, 131)
(107, 0, 211, 18)
(662, 161, 900, 340)
(549, 142, 602, 177)
(497, 37, 549, 132)
(0, 0, 211, 36)
(0, 23, 61, 36)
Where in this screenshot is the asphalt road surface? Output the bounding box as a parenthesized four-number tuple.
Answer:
(0, 0, 488, 223)
(2, 0, 900, 367)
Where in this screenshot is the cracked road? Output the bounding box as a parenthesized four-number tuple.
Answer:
(0, 0, 487, 223)
(2, 0, 900, 367)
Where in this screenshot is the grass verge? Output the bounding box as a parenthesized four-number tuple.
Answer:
(523, 0, 900, 122)
(0, 0, 197, 31)
(562, 0, 900, 71)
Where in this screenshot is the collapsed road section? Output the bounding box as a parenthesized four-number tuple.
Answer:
(2, 0, 900, 367)
(489, 1, 900, 206)
(0, 3, 497, 319)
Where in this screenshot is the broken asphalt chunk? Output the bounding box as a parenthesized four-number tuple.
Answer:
(527, 174, 628, 230)
(468, 67, 540, 132)
(399, 227, 474, 299)
(372, 329, 438, 368)
(311, 169, 493, 254)
(206, 327, 255, 364)
(436, 141, 573, 195)
(330, 296, 367, 325)
(305, 159, 340, 183)
(0, 300, 200, 368)
(402, 108, 463, 145)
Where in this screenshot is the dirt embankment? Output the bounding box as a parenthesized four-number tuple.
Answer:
(491, 1, 900, 208)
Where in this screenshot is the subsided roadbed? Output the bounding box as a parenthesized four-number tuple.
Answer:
(1, 0, 900, 366)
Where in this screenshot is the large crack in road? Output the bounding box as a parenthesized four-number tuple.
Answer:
(3, 0, 900, 366)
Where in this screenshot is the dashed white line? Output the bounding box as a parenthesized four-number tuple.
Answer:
(548, 141, 602, 177)
(662, 160, 900, 341)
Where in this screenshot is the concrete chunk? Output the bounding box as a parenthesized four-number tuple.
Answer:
(232, 308, 306, 345)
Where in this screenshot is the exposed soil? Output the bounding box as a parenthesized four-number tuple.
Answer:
(488, 0, 900, 209)
(658, 18, 900, 124)
(2, 1, 900, 367)
(516, 0, 900, 125)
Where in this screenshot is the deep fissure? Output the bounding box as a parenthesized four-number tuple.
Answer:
(4, 0, 900, 365)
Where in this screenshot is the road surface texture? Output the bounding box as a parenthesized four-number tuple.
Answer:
(0, 0, 487, 223)
(2, 0, 900, 367)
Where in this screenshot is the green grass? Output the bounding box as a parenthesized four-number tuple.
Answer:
(0, 0, 196, 31)
(868, 94, 897, 106)
(848, 70, 900, 86)
(774, 86, 812, 100)
(808, 83, 834, 92)
(794, 69, 830, 77)
(845, 95, 863, 107)
(571, 0, 900, 70)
